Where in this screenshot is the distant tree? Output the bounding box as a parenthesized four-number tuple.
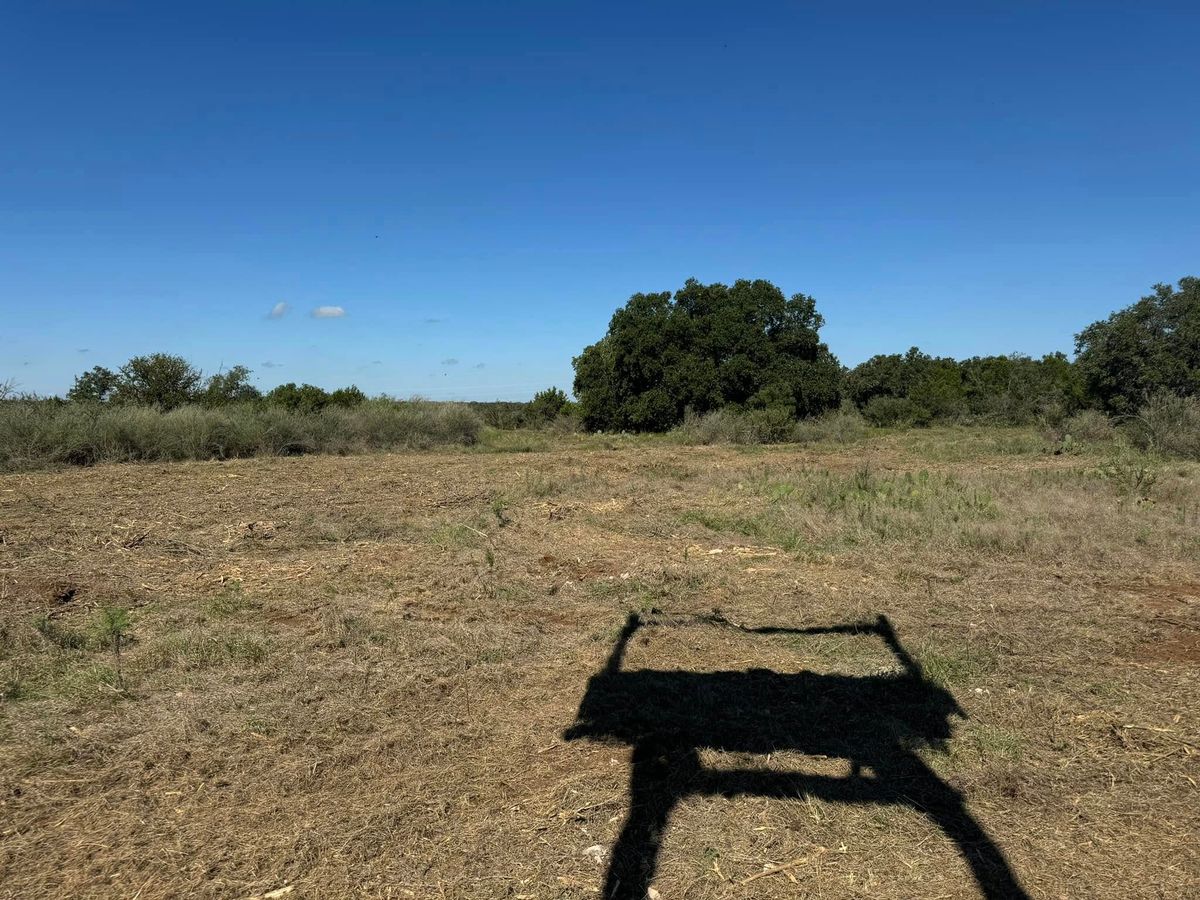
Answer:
(266, 382, 330, 412)
(1075, 277, 1200, 413)
(529, 386, 569, 423)
(843, 351, 913, 408)
(573, 279, 842, 431)
(848, 348, 1083, 426)
(200, 365, 261, 405)
(959, 352, 1084, 423)
(67, 366, 120, 403)
(846, 348, 963, 425)
(329, 385, 367, 407)
(112, 354, 202, 409)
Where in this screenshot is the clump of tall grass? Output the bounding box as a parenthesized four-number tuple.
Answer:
(0, 398, 482, 470)
(1061, 409, 1115, 444)
(673, 404, 868, 446)
(791, 404, 869, 444)
(681, 466, 1000, 554)
(1127, 394, 1200, 460)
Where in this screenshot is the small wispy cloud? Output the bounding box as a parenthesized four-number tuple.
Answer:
(312, 306, 346, 319)
(268, 302, 289, 320)
(441, 358, 459, 366)
(77, 348, 90, 353)
(423, 317, 443, 325)
(261, 361, 282, 369)
(472, 362, 486, 369)
(370, 360, 383, 365)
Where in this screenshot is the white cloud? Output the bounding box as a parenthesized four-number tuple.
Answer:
(261, 361, 282, 369)
(441, 357, 459, 366)
(268, 302, 289, 319)
(312, 306, 346, 319)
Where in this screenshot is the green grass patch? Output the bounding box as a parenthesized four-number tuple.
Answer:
(207, 582, 261, 617)
(428, 521, 488, 550)
(683, 467, 1001, 555)
(916, 642, 998, 688)
(149, 630, 271, 669)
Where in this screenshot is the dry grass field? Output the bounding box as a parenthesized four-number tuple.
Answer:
(2, 428, 1198, 898)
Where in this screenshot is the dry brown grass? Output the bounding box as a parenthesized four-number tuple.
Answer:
(1, 429, 1198, 898)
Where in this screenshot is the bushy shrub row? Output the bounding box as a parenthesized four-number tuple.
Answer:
(672, 393, 1200, 460)
(0, 399, 482, 470)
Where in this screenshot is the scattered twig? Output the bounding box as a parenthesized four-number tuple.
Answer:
(122, 530, 151, 549)
(158, 537, 209, 555)
(1121, 725, 1200, 749)
(739, 847, 827, 884)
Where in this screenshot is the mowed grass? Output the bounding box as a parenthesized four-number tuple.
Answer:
(0, 427, 1197, 899)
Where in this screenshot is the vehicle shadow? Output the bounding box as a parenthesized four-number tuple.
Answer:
(563, 613, 1029, 899)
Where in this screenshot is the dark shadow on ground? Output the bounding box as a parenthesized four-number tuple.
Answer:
(563, 613, 1029, 899)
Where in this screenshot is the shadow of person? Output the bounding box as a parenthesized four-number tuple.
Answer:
(563, 613, 1029, 900)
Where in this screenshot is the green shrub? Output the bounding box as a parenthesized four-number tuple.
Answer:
(529, 387, 569, 423)
(862, 395, 923, 427)
(673, 409, 755, 445)
(744, 407, 796, 443)
(265, 382, 331, 412)
(329, 385, 367, 407)
(791, 404, 869, 444)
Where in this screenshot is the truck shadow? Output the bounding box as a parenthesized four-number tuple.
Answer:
(563, 613, 1029, 899)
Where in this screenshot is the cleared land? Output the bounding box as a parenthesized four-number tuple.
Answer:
(1, 428, 1198, 898)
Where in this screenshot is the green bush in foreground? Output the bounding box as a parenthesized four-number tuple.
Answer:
(0, 398, 482, 470)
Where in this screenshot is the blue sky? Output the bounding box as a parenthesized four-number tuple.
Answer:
(2, 1, 1197, 400)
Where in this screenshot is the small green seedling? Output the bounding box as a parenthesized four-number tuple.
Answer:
(96, 607, 132, 689)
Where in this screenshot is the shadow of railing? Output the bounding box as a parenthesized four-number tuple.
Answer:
(563, 613, 1029, 899)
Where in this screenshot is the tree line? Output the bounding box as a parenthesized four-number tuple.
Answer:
(66, 355, 367, 411)
(572, 276, 1199, 432)
(49, 353, 577, 427)
(11, 275, 1198, 437)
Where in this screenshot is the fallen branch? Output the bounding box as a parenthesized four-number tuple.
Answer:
(739, 847, 827, 884)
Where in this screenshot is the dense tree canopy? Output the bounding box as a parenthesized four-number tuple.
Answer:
(67, 366, 120, 403)
(573, 279, 842, 431)
(113, 354, 203, 410)
(529, 386, 569, 423)
(845, 348, 1083, 425)
(1075, 277, 1200, 414)
(201, 365, 262, 405)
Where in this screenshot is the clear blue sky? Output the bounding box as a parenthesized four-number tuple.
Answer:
(3, 1, 1197, 400)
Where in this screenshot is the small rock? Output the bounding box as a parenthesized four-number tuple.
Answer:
(648, 888, 662, 900)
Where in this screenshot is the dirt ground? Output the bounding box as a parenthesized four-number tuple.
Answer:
(1, 430, 1198, 898)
